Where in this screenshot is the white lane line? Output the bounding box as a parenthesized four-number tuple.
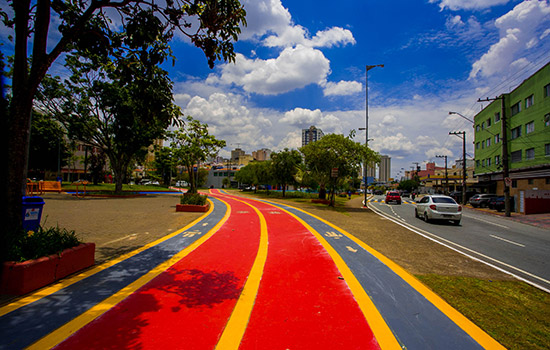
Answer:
(463, 214, 509, 229)
(101, 233, 138, 246)
(490, 235, 525, 247)
(368, 202, 550, 294)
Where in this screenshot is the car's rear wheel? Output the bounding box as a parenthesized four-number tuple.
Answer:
(414, 208, 419, 218)
(452, 220, 461, 226)
(423, 212, 430, 223)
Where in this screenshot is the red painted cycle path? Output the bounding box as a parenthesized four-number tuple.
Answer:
(52, 190, 380, 349)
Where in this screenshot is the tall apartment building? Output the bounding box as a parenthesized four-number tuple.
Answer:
(379, 155, 391, 183)
(473, 61, 550, 199)
(231, 148, 246, 162)
(301, 126, 324, 147)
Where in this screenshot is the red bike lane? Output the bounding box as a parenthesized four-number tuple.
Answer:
(53, 196, 261, 350)
(51, 190, 380, 349)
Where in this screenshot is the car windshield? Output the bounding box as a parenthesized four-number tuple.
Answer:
(432, 197, 456, 204)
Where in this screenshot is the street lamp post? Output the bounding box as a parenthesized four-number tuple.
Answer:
(362, 64, 383, 207)
(449, 131, 467, 205)
(436, 155, 448, 194)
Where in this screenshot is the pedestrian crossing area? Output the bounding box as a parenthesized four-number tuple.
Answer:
(367, 198, 417, 204)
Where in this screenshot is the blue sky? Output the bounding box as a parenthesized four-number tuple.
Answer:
(165, 0, 550, 178)
(2, 0, 550, 179)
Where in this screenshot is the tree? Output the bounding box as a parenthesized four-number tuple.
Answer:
(235, 161, 273, 193)
(271, 149, 302, 197)
(35, 11, 181, 193)
(169, 116, 225, 194)
(153, 147, 176, 186)
(398, 179, 419, 193)
(1, 0, 246, 260)
(300, 134, 379, 206)
(28, 111, 71, 179)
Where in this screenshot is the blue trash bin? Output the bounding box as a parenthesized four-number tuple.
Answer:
(21, 196, 45, 231)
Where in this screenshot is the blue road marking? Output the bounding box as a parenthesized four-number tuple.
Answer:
(0, 197, 228, 350)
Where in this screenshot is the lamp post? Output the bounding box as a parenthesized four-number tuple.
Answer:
(449, 131, 467, 204)
(361, 64, 384, 207)
(436, 155, 448, 194)
(449, 111, 475, 124)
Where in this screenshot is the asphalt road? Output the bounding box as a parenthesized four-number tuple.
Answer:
(367, 195, 550, 293)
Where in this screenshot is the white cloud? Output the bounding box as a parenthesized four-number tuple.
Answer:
(276, 131, 302, 150)
(279, 107, 343, 133)
(469, 0, 550, 79)
(425, 147, 454, 160)
(430, 0, 510, 11)
(210, 45, 330, 95)
(322, 80, 363, 96)
(183, 93, 274, 149)
(416, 135, 441, 147)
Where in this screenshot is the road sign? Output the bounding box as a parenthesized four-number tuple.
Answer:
(331, 168, 339, 178)
(504, 177, 512, 187)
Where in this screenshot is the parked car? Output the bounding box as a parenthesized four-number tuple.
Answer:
(374, 189, 384, 195)
(468, 194, 498, 208)
(488, 196, 515, 212)
(385, 191, 401, 204)
(450, 190, 477, 204)
(401, 191, 410, 198)
(415, 195, 462, 225)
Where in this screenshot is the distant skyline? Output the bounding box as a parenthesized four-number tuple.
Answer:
(2, 0, 550, 178)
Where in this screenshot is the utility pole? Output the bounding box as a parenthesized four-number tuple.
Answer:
(449, 131, 467, 205)
(436, 155, 448, 194)
(478, 96, 510, 217)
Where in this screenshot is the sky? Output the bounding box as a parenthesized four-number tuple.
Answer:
(164, 0, 550, 179)
(2, 0, 550, 179)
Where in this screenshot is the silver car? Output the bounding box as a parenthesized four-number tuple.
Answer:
(415, 195, 462, 225)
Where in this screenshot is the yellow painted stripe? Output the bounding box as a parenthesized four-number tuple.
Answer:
(215, 198, 269, 350)
(266, 202, 401, 350)
(1, 200, 218, 318)
(277, 200, 505, 350)
(25, 199, 231, 350)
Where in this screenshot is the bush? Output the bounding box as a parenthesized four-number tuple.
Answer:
(6, 226, 81, 262)
(180, 193, 208, 206)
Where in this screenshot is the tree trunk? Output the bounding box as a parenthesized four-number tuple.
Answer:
(319, 183, 326, 199)
(187, 167, 196, 194)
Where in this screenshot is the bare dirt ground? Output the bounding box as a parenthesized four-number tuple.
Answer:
(39, 191, 513, 281)
(39, 193, 203, 264)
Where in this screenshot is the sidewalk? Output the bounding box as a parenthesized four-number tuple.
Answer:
(466, 206, 550, 230)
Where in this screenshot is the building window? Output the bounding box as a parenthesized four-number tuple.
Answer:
(511, 150, 522, 163)
(545, 143, 550, 157)
(482, 159, 486, 167)
(481, 121, 485, 129)
(525, 95, 534, 109)
(487, 118, 491, 127)
(525, 121, 535, 134)
(511, 101, 521, 116)
(476, 160, 480, 167)
(512, 180, 518, 188)
(486, 158, 491, 166)
(545, 114, 550, 127)
(528, 179, 534, 185)
(495, 155, 500, 165)
(526, 148, 535, 160)
(545, 83, 550, 97)
(511, 126, 522, 139)
(495, 133, 500, 144)
(486, 138, 491, 147)
(546, 178, 550, 185)
(495, 112, 501, 122)
(476, 125, 480, 132)
(481, 140, 485, 149)
(476, 142, 480, 149)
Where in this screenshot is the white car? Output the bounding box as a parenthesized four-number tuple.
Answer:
(415, 195, 462, 225)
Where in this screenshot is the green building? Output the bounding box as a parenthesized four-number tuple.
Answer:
(473, 62, 550, 203)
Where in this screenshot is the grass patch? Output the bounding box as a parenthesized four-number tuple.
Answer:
(61, 183, 175, 192)
(416, 274, 550, 350)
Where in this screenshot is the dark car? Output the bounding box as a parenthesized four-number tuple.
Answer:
(385, 191, 401, 204)
(488, 196, 515, 212)
(450, 190, 478, 204)
(469, 194, 498, 208)
(374, 189, 384, 195)
(401, 191, 410, 198)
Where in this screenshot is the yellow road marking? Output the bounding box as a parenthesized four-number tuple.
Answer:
(281, 200, 505, 350)
(214, 197, 269, 350)
(24, 199, 231, 350)
(0, 200, 218, 318)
